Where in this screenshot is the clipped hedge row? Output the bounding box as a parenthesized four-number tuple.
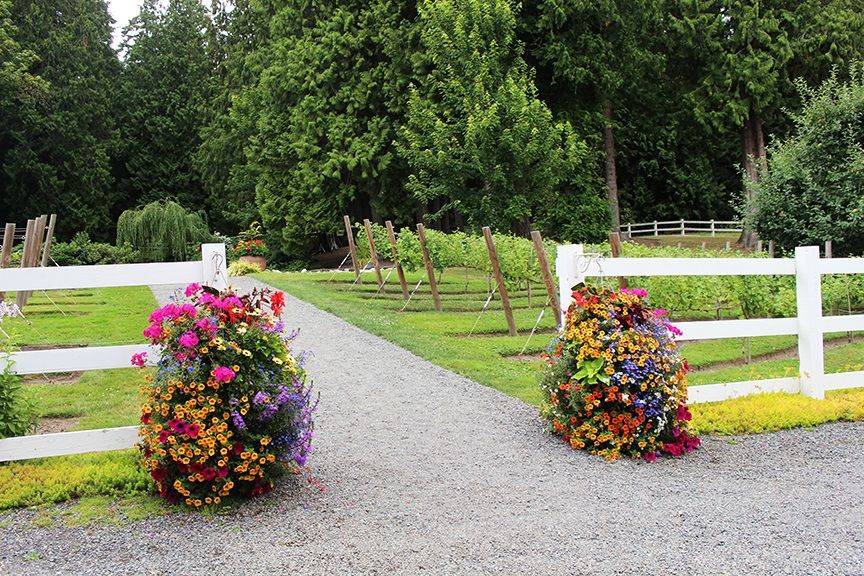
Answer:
(352, 224, 864, 320)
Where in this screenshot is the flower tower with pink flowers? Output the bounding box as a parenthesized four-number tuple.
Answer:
(540, 285, 699, 461)
(134, 283, 315, 507)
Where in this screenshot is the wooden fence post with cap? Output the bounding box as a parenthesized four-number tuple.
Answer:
(363, 219, 384, 289)
(0, 223, 14, 302)
(385, 220, 409, 299)
(416, 223, 442, 312)
(40, 214, 57, 267)
(482, 226, 517, 336)
(343, 215, 361, 284)
(530, 230, 561, 327)
(16, 219, 36, 308)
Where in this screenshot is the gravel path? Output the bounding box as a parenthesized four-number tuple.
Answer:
(2, 277, 863, 575)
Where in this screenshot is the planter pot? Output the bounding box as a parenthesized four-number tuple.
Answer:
(239, 255, 267, 271)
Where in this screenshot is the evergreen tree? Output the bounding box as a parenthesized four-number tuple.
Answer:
(250, 0, 418, 256)
(669, 0, 864, 246)
(526, 0, 664, 233)
(0, 0, 119, 238)
(400, 0, 593, 235)
(116, 0, 214, 211)
(195, 0, 272, 233)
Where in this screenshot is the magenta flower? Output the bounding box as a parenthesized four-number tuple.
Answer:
(131, 352, 148, 367)
(185, 283, 202, 297)
(178, 331, 199, 348)
(212, 366, 236, 383)
(143, 323, 163, 341)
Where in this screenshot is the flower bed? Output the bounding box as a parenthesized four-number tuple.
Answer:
(540, 286, 699, 461)
(135, 283, 315, 507)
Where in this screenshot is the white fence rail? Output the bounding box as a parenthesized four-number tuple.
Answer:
(0, 244, 228, 462)
(623, 219, 742, 238)
(555, 244, 864, 405)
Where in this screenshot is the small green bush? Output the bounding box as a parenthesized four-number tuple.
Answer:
(50, 232, 140, 266)
(0, 349, 36, 439)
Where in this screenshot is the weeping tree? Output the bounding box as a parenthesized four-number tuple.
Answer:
(116, 200, 213, 262)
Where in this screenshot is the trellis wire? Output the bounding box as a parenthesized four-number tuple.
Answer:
(467, 288, 496, 337)
(399, 279, 424, 312)
(519, 298, 551, 355)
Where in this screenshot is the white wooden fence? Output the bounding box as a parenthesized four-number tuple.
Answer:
(623, 219, 742, 238)
(0, 244, 228, 462)
(556, 244, 864, 404)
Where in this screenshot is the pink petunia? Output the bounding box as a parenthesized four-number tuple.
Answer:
(178, 331, 199, 348)
(185, 283, 202, 297)
(143, 323, 163, 341)
(212, 366, 236, 383)
(130, 352, 148, 367)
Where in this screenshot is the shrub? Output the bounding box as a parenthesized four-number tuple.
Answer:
(228, 260, 263, 276)
(50, 232, 140, 266)
(136, 284, 316, 507)
(0, 343, 36, 439)
(751, 68, 864, 256)
(117, 200, 213, 262)
(540, 286, 699, 461)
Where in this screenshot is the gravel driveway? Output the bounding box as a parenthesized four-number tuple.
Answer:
(2, 277, 862, 575)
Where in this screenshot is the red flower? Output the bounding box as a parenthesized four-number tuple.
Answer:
(140, 412, 151, 424)
(201, 467, 217, 481)
(271, 291, 285, 316)
(150, 467, 166, 482)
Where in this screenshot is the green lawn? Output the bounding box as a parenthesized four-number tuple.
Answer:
(258, 268, 864, 436)
(0, 287, 156, 511)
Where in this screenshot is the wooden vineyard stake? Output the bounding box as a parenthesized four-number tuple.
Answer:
(385, 220, 409, 299)
(416, 223, 442, 312)
(40, 213, 57, 267)
(16, 219, 35, 308)
(343, 215, 361, 284)
(0, 223, 14, 302)
(608, 231, 628, 289)
(530, 230, 561, 326)
(482, 226, 517, 336)
(363, 219, 384, 289)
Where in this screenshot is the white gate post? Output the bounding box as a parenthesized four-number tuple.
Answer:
(795, 246, 825, 399)
(555, 244, 584, 328)
(202, 243, 228, 291)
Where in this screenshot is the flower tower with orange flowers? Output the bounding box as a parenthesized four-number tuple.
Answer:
(540, 285, 699, 461)
(134, 283, 316, 506)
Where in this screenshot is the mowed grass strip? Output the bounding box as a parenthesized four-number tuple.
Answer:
(0, 286, 159, 511)
(260, 269, 864, 436)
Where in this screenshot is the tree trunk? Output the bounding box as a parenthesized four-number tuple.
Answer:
(739, 106, 765, 249)
(602, 100, 620, 233)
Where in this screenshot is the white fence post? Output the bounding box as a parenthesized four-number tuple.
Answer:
(680, 219, 685, 236)
(555, 244, 584, 328)
(202, 243, 228, 291)
(653, 221, 658, 236)
(795, 246, 825, 399)
(710, 219, 715, 236)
